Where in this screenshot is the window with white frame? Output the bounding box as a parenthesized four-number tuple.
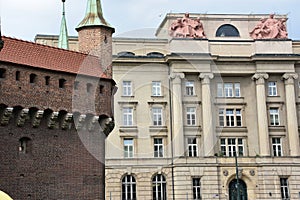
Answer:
(272, 137, 282, 157)
(123, 81, 132, 96)
(152, 174, 167, 200)
(123, 107, 133, 126)
(218, 108, 242, 127)
(269, 108, 280, 126)
(122, 175, 136, 200)
(186, 81, 195, 96)
(124, 138, 134, 158)
(268, 81, 277, 96)
(192, 178, 201, 200)
(217, 82, 241, 97)
(152, 107, 163, 126)
(154, 138, 164, 158)
(187, 107, 196, 126)
(152, 81, 162, 96)
(220, 138, 244, 157)
(188, 138, 198, 157)
(280, 178, 290, 200)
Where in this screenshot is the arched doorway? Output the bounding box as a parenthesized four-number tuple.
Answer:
(229, 179, 248, 200)
(0, 191, 13, 200)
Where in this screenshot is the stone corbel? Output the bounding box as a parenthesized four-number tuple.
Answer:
(48, 112, 59, 129)
(61, 113, 73, 130)
(282, 73, 298, 85)
(17, 108, 29, 127)
(199, 72, 214, 84)
(252, 73, 269, 84)
(76, 114, 86, 130)
(32, 110, 44, 128)
(1, 107, 13, 126)
(88, 116, 99, 131)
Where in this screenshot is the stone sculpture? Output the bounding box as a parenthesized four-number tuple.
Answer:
(250, 14, 288, 39)
(170, 13, 206, 39)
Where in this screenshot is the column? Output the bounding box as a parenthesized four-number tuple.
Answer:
(282, 73, 300, 156)
(199, 73, 214, 157)
(252, 73, 270, 156)
(170, 72, 185, 157)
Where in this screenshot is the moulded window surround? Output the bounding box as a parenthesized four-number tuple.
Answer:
(152, 81, 162, 96)
(123, 81, 133, 96)
(218, 108, 242, 127)
(217, 82, 241, 97)
(186, 107, 196, 126)
(220, 138, 244, 157)
(272, 137, 282, 156)
(123, 107, 134, 126)
(216, 24, 240, 37)
(123, 138, 134, 158)
(152, 107, 163, 126)
(192, 178, 201, 200)
(122, 175, 136, 200)
(15, 71, 20, 81)
(154, 138, 164, 158)
(29, 73, 37, 83)
(0, 68, 6, 79)
(187, 137, 198, 157)
(269, 108, 280, 126)
(280, 178, 290, 200)
(59, 78, 66, 88)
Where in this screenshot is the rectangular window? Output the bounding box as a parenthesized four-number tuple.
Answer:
(154, 138, 164, 158)
(220, 138, 244, 157)
(124, 138, 134, 158)
(187, 107, 196, 125)
(186, 81, 195, 96)
(280, 178, 290, 200)
(123, 107, 133, 126)
(123, 81, 132, 96)
(219, 108, 242, 127)
(188, 138, 198, 157)
(152, 81, 162, 96)
(217, 82, 241, 97)
(268, 81, 277, 96)
(192, 178, 201, 200)
(152, 107, 163, 126)
(270, 108, 280, 126)
(272, 138, 282, 157)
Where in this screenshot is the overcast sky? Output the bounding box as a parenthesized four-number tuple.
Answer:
(0, 0, 299, 41)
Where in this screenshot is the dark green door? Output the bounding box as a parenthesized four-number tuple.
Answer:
(229, 179, 248, 200)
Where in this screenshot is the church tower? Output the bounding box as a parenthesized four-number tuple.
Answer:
(58, 0, 69, 49)
(76, 0, 114, 73)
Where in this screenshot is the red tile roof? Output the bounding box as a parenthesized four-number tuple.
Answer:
(0, 36, 111, 79)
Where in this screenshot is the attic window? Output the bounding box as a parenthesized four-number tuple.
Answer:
(147, 52, 164, 58)
(117, 51, 135, 57)
(216, 24, 240, 37)
(59, 78, 66, 88)
(0, 68, 6, 79)
(30, 73, 37, 83)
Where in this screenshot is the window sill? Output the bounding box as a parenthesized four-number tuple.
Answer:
(119, 126, 138, 133)
(268, 126, 286, 132)
(216, 126, 248, 133)
(149, 126, 168, 132)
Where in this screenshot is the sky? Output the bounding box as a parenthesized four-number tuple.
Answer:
(0, 0, 299, 42)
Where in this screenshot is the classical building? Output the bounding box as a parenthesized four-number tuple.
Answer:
(0, 0, 115, 199)
(35, 12, 300, 200)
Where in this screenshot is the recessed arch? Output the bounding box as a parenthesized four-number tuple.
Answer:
(216, 24, 240, 37)
(229, 179, 248, 200)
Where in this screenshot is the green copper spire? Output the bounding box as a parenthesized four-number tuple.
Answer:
(58, 0, 69, 49)
(76, 0, 114, 31)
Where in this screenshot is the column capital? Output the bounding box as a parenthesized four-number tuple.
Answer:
(199, 73, 214, 84)
(252, 73, 269, 84)
(169, 72, 185, 80)
(282, 73, 298, 85)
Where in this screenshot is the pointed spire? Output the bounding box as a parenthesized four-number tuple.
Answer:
(76, 0, 114, 32)
(58, 0, 69, 49)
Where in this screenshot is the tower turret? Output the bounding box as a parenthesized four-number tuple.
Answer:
(58, 0, 69, 49)
(76, 0, 114, 74)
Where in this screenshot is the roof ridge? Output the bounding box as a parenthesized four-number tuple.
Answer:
(3, 35, 98, 57)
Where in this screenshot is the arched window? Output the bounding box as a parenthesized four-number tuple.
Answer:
(0, 68, 6, 79)
(122, 175, 136, 200)
(229, 179, 248, 200)
(152, 174, 166, 200)
(19, 137, 32, 154)
(216, 24, 240, 37)
(29, 73, 37, 83)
